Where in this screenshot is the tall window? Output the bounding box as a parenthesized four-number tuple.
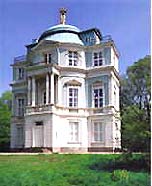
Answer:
(69, 122, 79, 142)
(93, 51, 103, 66)
(44, 53, 51, 64)
(18, 98, 24, 116)
(94, 122, 103, 142)
(18, 68, 24, 80)
(68, 51, 78, 66)
(93, 88, 103, 108)
(16, 126, 23, 147)
(69, 88, 78, 107)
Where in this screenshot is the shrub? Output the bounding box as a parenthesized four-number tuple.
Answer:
(111, 170, 129, 182)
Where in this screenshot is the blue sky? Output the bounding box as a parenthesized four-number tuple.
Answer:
(0, 0, 150, 95)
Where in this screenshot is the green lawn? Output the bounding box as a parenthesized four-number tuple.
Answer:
(0, 154, 150, 186)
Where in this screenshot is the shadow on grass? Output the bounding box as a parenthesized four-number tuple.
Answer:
(89, 153, 150, 173)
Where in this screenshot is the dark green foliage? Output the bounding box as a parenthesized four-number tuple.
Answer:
(89, 153, 150, 172)
(122, 106, 150, 152)
(0, 91, 12, 151)
(0, 154, 150, 186)
(120, 56, 151, 152)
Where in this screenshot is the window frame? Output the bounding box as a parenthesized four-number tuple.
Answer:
(44, 53, 52, 64)
(92, 85, 104, 108)
(18, 68, 24, 80)
(17, 98, 25, 116)
(68, 51, 78, 66)
(68, 86, 79, 108)
(93, 121, 104, 142)
(69, 121, 79, 143)
(92, 50, 104, 67)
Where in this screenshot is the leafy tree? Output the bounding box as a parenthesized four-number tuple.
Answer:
(122, 106, 150, 152)
(0, 91, 12, 151)
(121, 56, 151, 152)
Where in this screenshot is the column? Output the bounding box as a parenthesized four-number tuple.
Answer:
(58, 76, 61, 105)
(50, 73, 54, 104)
(46, 73, 50, 104)
(56, 76, 59, 104)
(32, 76, 36, 106)
(28, 77, 31, 105)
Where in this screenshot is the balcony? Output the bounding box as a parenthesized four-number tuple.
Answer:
(14, 55, 26, 63)
(25, 104, 88, 117)
(25, 104, 117, 116)
(101, 35, 113, 43)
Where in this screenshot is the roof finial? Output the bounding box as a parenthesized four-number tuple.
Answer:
(60, 8, 67, 24)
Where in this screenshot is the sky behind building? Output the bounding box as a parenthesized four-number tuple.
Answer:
(0, 0, 150, 95)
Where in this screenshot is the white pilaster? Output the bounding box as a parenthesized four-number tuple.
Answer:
(32, 76, 36, 106)
(46, 73, 50, 104)
(57, 47, 60, 65)
(50, 73, 54, 104)
(55, 76, 58, 104)
(28, 77, 31, 105)
(58, 76, 61, 105)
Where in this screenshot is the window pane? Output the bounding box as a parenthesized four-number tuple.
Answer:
(69, 122, 79, 142)
(94, 99, 98, 107)
(69, 51, 72, 57)
(94, 60, 98, 66)
(99, 98, 103, 107)
(69, 102, 73, 107)
(99, 89, 103, 96)
(94, 122, 103, 142)
(94, 89, 98, 96)
(74, 60, 78, 66)
(99, 60, 102, 66)
(99, 52, 102, 58)
(69, 59, 72, 66)
(48, 54, 51, 63)
(74, 52, 78, 57)
(69, 90, 73, 96)
(69, 98, 73, 102)
(43, 92, 46, 104)
(69, 88, 78, 107)
(44, 54, 47, 63)
(94, 53, 98, 59)
(74, 89, 78, 96)
(93, 52, 103, 66)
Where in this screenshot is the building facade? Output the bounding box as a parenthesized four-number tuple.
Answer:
(11, 9, 121, 153)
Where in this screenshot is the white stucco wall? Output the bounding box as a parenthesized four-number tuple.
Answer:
(111, 47, 118, 71)
(24, 114, 52, 148)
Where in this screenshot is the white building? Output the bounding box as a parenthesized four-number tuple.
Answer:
(11, 8, 121, 153)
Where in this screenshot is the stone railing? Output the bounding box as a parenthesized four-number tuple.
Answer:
(26, 104, 53, 114)
(14, 55, 26, 63)
(88, 106, 117, 115)
(25, 104, 118, 116)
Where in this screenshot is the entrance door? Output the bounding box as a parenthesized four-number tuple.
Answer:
(33, 125, 44, 147)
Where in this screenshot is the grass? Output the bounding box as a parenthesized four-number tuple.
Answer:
(0, 153, 150, 186)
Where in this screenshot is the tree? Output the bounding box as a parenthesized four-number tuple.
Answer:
(121, 55, 151, 152)
(0, 91, 12, 151)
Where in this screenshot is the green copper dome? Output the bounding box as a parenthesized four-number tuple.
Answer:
(39, 24, 83, 45)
